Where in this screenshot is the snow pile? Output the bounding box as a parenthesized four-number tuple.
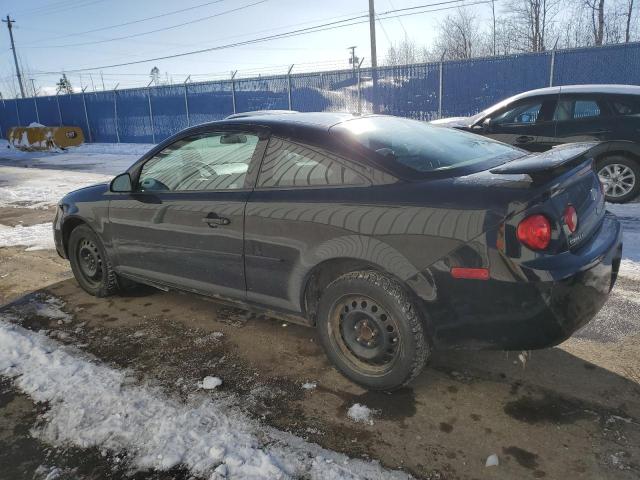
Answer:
(0, 166, 110, 209)
(485, 454, 499, 467)
(607, 202, 640, 279)
(200, 376, 223, 390)
(0, 321, 410, 480)
(302, 382, 317, 390)
(28, 122, 46, 128)
(0, 223, 55, 251)
(347, 403, 376, 425)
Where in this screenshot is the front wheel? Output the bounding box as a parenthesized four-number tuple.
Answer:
(316, 271, 430, 391)
(68, 224, 119, 297)
(597, 156, 640, 203)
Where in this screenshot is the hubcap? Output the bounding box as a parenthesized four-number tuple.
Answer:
(598, 164, 636, 199)
(77, 238, 103, 285)
(329, 295, 401, 374)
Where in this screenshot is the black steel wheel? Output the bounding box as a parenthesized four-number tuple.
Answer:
(68, 224, 119, 297)
(317, 270, 430, 391)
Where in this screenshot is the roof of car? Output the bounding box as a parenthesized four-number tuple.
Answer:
(221, 111, 359, 130)
(511, 84, 640, 100)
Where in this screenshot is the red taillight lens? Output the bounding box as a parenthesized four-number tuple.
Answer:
(517, 214, 551, 250)
(564, 205, 578, 233)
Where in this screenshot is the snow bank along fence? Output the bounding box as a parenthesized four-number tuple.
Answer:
(1, 42, 639, 144)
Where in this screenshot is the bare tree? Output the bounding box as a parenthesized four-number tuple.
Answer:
(505, 0, 561, 52)
(624, 0, 635, 41)
(434, 8, 486, 60)
(384, 38, 420, 66)
(585, 0, 606, 44)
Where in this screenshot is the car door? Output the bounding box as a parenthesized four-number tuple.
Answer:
(481, 96, 557, 152)
(243, 136, 390, 313)
(552, 94, 613, 144)
(108, 128, 267, 300)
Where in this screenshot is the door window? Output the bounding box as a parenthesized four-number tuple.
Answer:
(491, 100, 543, 125)
(138, 132, 259, 192)
(257, 137, 366, 188)
(553, 98, 605, 121)
(610, 96, 640, 115)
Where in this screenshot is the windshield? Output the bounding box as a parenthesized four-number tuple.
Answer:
(331, 116, 524, 174)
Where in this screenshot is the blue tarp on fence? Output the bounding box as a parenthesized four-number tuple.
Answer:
(2, 42, 639, 144)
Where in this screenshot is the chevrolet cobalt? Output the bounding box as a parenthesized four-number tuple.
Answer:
(54, 112, 623, 390)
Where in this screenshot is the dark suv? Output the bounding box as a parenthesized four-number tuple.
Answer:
(432, 85, 640, 203)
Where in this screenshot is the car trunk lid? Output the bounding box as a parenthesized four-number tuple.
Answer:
(491, 143, 607, 251)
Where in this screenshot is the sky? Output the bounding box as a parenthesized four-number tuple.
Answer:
(0, 0, 494, 97)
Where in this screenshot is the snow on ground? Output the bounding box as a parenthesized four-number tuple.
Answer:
(347, 404, 376, 425)
(606, 203, 640, 278)
(0, 319, 410, 480)
(0, 223, 55, 251)
(0, 139, 150, 176)
(0, 166, 111, 209)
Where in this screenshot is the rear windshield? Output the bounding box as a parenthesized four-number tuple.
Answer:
(331, 116, 523, 174)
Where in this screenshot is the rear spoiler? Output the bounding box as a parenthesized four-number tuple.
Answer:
(490, 142, 607, 181)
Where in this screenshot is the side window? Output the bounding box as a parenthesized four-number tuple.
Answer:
(554, 97, 605, 121)
(138, 132, 259, 192)
(610, 95, 640, 116)
(491, 100, 543, 125)
(257, 137, 366, 188)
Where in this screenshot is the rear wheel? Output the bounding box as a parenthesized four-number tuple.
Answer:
(597, 156, 640, 203)
(68, 225, 119, 297)
(317, 270, 430, 391)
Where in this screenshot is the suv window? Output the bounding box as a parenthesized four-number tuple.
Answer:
(258, 137, 366, 188)
(491, 100, 543, 125)
(610, 95, 640, 115)
(138, 132, 259, 192)
(553, 97, 606, 121)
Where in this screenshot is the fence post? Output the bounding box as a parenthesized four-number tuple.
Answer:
(55, 93, 63, 126)
(146, 80, 156, 144)
(231, 70, 237, 114)
(357, 57, 365, 114)
(438, 52, 445, 119)
(33, 95, 40, 125)
(81, 87, 92, 143)
(287, 64, 294, 110)
(113, 84, 120, 144)
(549, 50, 556, 87)
(183, 75, 191, 126)
(15, 100, 21, 126)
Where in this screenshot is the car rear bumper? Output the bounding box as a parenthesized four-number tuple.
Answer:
(429, 213, 623, 350)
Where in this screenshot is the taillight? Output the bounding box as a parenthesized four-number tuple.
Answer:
(563, 205, 578, 233)
(517, 214, 551, 250)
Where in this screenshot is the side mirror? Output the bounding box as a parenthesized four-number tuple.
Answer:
(481, 117, 492, 132)
(110, 173, 132, 193)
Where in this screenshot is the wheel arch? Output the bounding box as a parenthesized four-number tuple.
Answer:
(61, 216, 90, 257)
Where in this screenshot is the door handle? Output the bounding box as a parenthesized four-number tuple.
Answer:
(516, 135, 535, 143)
(202, 213, 230, 227)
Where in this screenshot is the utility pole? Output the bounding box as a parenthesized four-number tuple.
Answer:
(368, 0, 378, 113)
(3, 15, 26, 98)
(348, 46, 357, 76)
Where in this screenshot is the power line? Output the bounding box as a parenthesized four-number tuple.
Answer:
(31, 0, 491, 74)
(24, 0, 268, 49)
(21, 0, 228, 45)
(14, 0, 107, 19)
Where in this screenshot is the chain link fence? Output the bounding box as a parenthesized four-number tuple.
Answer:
(2, 42, 639, 144)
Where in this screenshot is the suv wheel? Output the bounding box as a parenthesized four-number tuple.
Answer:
(597, 156, 640, 203)
(68, 225, 120, 297)
(316, 270, 430, 391)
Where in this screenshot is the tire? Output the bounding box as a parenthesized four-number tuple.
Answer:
(316, 270, 430, 391)
(68, 224, 119, 297)
(597, 155, 640, 204)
